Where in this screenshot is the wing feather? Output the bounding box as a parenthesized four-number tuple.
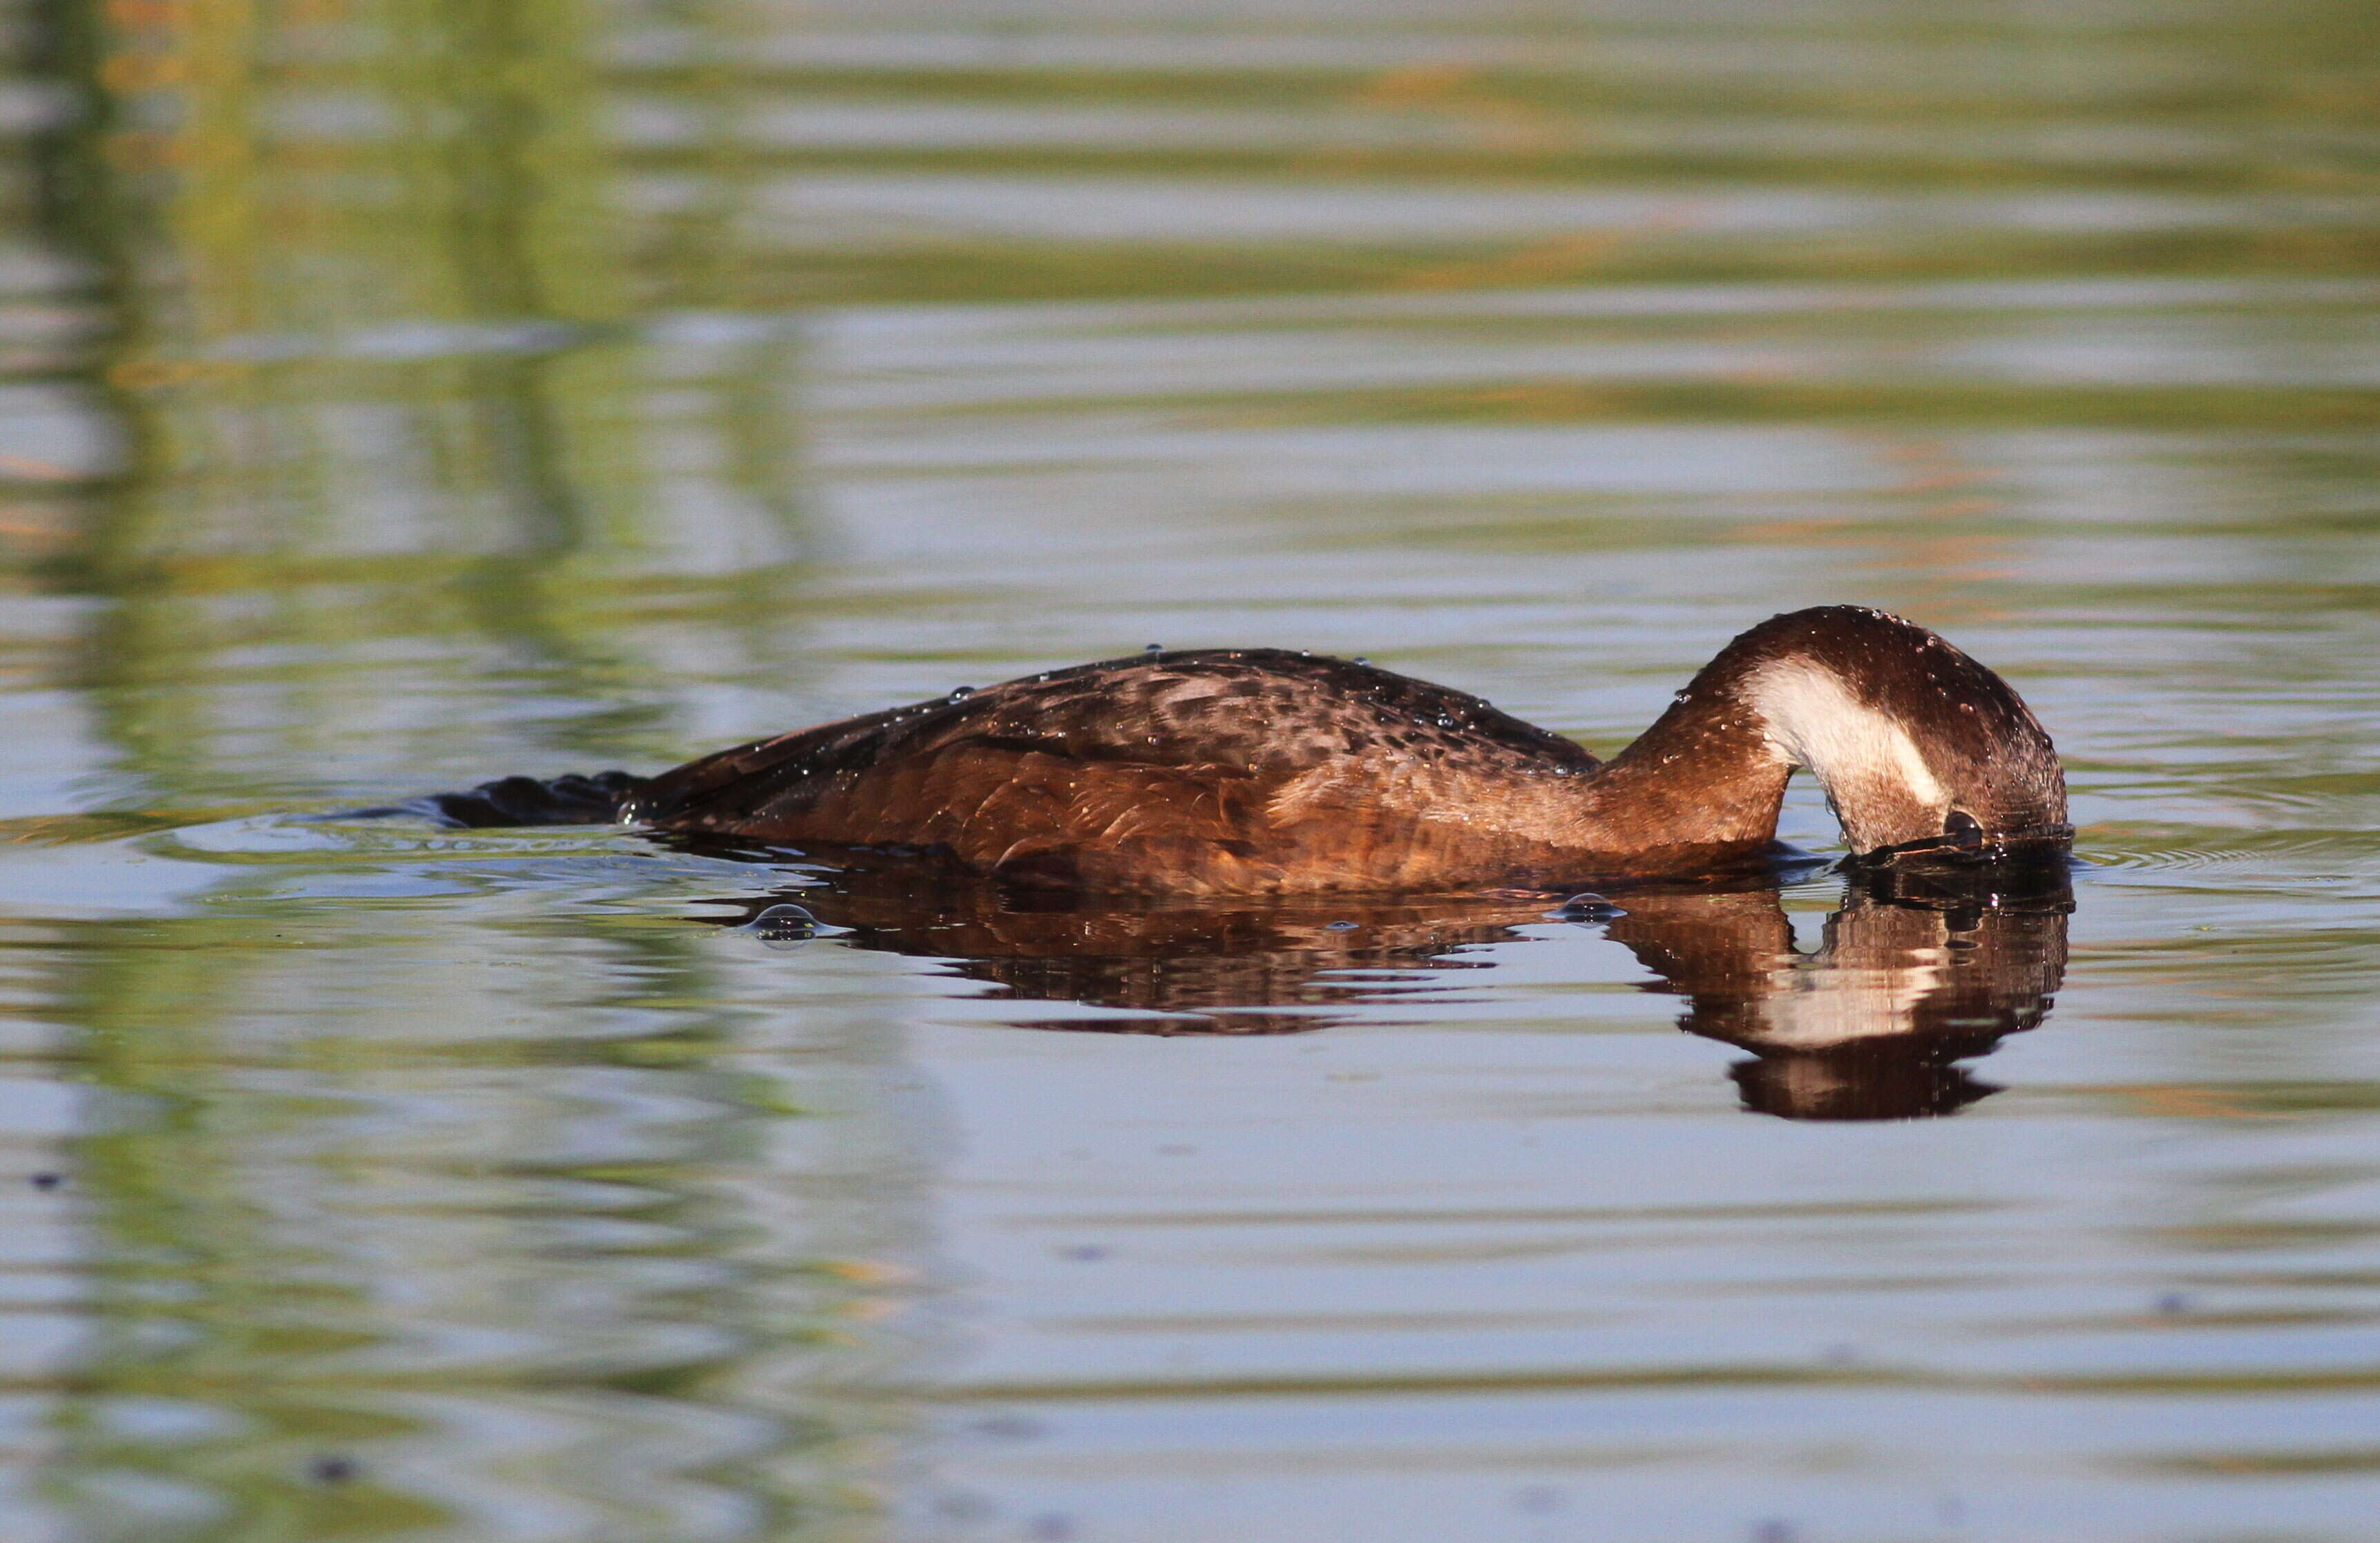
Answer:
(626, 650, 1598, 888)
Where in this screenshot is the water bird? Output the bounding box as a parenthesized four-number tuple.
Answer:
(419, 606, 2068, 893)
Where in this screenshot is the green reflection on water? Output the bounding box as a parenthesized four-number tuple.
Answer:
(48, 871, 931, 1538)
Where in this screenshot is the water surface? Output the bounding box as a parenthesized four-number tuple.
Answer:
(1, 1, 2377, 1539)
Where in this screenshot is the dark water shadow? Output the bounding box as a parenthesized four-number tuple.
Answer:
(692, 853, 2072, 1121)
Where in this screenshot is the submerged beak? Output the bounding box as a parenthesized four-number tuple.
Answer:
(1846, 822, 2076, 869)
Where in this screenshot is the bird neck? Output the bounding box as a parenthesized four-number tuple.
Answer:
(1573, 680, 1796, 854)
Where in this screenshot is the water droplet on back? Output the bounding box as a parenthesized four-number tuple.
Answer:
(948, 685, 975, 701)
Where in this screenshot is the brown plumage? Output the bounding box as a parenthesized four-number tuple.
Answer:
(423, 606, 2070, 894)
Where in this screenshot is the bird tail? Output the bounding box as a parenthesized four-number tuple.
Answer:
(378, 770, 651, 828)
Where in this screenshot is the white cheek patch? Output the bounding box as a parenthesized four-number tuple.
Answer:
(1746, 661, 1947, 811)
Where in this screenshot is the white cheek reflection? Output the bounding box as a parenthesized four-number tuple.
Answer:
(1740, 955, 1952, 1049)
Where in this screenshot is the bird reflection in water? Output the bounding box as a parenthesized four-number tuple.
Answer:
(1604, 862, 2070, 1120)
(700, 856, 2070, 1121)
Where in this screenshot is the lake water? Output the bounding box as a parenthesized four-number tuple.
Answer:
(1, 1, 2377, 1539)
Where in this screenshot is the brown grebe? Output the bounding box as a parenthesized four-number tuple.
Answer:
(420, 606, 2070, 894)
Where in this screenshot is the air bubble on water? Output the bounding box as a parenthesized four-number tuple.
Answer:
(750, 903, 820, 949)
